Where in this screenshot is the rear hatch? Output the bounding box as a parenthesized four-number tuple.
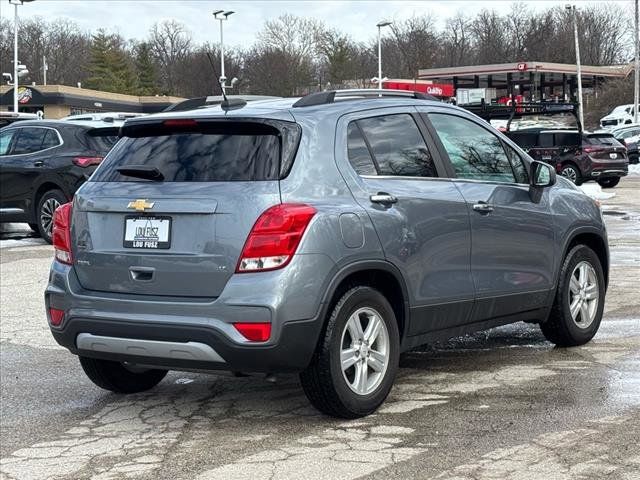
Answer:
(72, 117, 300, 298)
(583, 133, 627, 163)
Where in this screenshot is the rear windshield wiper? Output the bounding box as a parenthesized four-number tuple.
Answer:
(116, 165, 165, 181)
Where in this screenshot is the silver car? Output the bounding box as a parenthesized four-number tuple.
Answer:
(46, 90, 609, 418)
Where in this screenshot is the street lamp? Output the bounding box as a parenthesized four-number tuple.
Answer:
(9, 0, 35, 113)
(566, 4, 584, 129)
(213, 10, 235, 94)
(376, 20, 392, 91)
(634, 0, 639, 123)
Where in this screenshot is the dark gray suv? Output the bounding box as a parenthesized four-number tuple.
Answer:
(45, 90, 609, 418)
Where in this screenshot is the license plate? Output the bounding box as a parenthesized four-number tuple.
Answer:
(124, 216, 171, 249)
(609, 153, 617, 159)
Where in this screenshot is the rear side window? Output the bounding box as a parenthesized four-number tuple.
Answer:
(11, 127, 47, 154)
(554, 132, 580, 146)
(92, 121, 296, 182)
(352, 114, 437, 177)
(41, 129, 61, 150)
(347, 123, 377, 176)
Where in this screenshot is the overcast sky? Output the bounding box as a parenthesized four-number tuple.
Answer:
(5, 0, 633, 47)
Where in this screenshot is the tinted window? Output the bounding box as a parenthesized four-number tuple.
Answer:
(0, 129, 15, 155)
(347, 123, 377, 175)
(584, 134, 616, 146)
(429, 114, 516, 183)
(538, 133, 554, 148)
(508, 131, 538, 148)
(41, 129, 60, 149)
(92, 124, 281, 182)
(11, 127, 47, 154)
(554, 132, 581, 146)
(503, 143, 529, 184)
(357, 114, 436, 177)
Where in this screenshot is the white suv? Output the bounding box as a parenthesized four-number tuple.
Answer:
(600, 104, 636, 129)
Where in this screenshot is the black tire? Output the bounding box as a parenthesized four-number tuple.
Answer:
(560, 163, 582, 185)
(36, 189, 67, 243)
(300, 286, 400, 418)
(27, 223, 41, 236)
(79, 356, 168, 393)
(597, 177, 620, 189)
(540, 245, 605, 347)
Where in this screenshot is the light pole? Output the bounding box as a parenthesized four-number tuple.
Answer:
(9, 0, 35, 113)
(213, 9, 234, 94)
(634, 0, 639, 123)
(566, 4, 584, 129)
(376, 21, 392, 90)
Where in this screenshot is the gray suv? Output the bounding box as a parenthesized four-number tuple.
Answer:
(45, 90, 609, 418)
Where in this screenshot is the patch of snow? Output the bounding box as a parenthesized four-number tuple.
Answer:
(628, 163, 640, 176)
(579, 182, 616, 200)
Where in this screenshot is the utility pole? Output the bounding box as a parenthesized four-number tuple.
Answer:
(43, 55, 47, 86)
(634, 0, 639, 123)
(13, 1, 19, 112)
(567, 4, 584, 129)
(376, 21, 392, 91)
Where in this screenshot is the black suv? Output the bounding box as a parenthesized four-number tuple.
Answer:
(507, 129, 628, 188)
(0, 120, 119, 242)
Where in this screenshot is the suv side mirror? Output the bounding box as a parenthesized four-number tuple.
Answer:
(530, 160, 556, 188)
(529, 160, 556, 203)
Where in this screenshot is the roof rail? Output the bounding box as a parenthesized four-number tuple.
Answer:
(292, 89, 437, 108)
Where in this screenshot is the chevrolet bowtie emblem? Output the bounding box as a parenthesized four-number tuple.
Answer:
(127, 199, 154, 211)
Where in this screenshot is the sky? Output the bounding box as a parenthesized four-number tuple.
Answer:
(1, 0, 633, 48)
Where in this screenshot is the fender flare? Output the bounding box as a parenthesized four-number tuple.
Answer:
(317, 259, 412, 341)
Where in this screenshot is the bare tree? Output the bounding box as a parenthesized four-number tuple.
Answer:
(389, 15, 440, 77)
(149, 19, 192, 95)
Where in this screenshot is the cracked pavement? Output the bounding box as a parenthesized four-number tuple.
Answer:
(1, 177, 639, 480)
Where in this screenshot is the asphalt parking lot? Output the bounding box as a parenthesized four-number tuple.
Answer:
(1, 177, 638, 480)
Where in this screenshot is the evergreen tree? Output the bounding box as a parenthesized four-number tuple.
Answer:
(85, 29, 136, 94)
(135, 42, 157, 95)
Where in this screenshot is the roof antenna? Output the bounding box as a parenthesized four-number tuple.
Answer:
(206, 51, 246, 111)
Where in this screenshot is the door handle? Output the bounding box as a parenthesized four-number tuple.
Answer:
(370, 192, 397, 205)
(34, 160, 44, 167)
(472, 201, 494, 214)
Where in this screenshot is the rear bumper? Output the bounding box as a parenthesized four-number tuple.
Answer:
(586, 163, 628, 179)
(45, 253, 335, 373)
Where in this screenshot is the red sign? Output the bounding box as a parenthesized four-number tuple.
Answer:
(517, 62, 528, 71)
(383, 81, 454, 98)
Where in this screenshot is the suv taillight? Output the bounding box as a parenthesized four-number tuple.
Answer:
(52, 203, 73, 265)
(236, 203, 316, 273)
(73, 156, 103, 167)
(583, 146, 603, 154)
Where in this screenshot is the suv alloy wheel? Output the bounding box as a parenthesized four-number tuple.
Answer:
(560, 163, 581, 185)
(37, 190, 67, 243)
(300, 286, 400, 418)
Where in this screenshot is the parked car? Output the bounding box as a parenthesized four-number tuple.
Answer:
(507, 129, 628, 188)
(611, 124, 640, 164)
(0, 120, 120, 242)
(45, 90, 609, 418)
(600, 104, 636, 129)
(626, 142, 639, 164)
(0, 111, 38, 128)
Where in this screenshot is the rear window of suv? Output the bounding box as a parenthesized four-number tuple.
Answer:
(584, 134, 616, 146)
(91, 120, 300, 182)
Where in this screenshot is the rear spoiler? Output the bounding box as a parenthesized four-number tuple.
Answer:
(462, 101, 582, 133)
